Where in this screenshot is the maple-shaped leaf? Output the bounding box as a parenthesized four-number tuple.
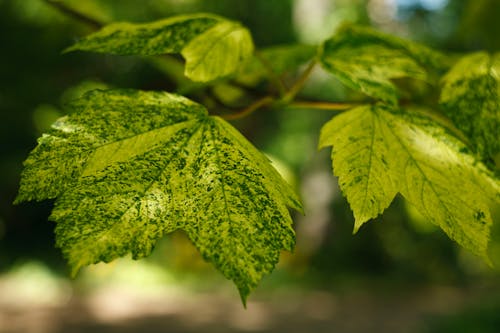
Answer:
(319, 24, 448, 104)
(440, 52, 500, 165)
(65, 13, 254, 82)
(319, 104, 499, 259)
(318, 105, 400, 232)
(16, 89, 301, 303)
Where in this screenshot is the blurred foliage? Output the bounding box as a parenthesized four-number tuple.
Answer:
(1, 0, 499, 304)
(424, 293, 500, 332)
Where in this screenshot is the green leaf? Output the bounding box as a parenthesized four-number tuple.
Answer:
(319, 105, 399, 232)
(440, 52, 500, 165)
(320, 104, 498, 259)
(65, 13, 254, 82)
(344, 25, 450, 71)
(319, 24, 448, 104)
(64, 13, 219, 55)
(181, 20, 254, 82)
(16, 89, 301, 303)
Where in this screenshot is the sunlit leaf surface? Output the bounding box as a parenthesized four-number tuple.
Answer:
(65, 13, 254, 82)
(16, 89, 301, 303)
(320, 104, 498, 259)
(320, 25, 448, 104)
(319, 105, 399, 231)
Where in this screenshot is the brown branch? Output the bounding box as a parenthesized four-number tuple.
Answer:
(282, 59, 317, 103)
(289, 100, 360, 111)
(220, 96, 275, 121)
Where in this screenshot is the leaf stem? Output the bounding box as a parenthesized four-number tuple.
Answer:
(289, 100, 360, 111)
(220, 96, 275, 121)
(44, 0, 103, 29)
(282, 59, 317, 103)
(46, 3, 353, 121)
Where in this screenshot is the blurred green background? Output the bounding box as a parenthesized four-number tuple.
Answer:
(1, 0, 499, 332)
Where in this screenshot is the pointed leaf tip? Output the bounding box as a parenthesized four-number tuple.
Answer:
(352, 223, 361, 235)
(321, 104, 497, 260)
(18, 89, 300, 300)
(320, 105, 400, 228)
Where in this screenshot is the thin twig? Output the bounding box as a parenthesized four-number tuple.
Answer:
(226, 80, 270, 98)
(282, 59, 317, 103)
(46, 1, 353, 121)
(289, 101, 360, 111)
(220, 96, 275, 121)
(44, 0, 103, 29)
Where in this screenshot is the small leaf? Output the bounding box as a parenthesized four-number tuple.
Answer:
(65, 14, 254, 82)
(181, 21, 254, 82)
(16, 89, 301, 303)
(319, 24, 448, 104)
(320, 104, 498, 259)
(440, 52, 500, 165)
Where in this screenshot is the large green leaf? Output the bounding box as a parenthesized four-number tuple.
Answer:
(65, 14, 254, 82)
(319, 25, 448, 104)
(440, 52, 500, 165)
(320, 104, 498, 259)
(16, 89, 301, 303)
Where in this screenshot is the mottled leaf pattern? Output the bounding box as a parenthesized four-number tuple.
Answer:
(388, 107, 496, 259)
(319, 106, 400, 232)
(319, 24, 448, 104)
(16, 9, 500, 301)
(64, 14, 220, 55)
(16, 89, 301, 303)
(440, 52, 500, 164)
(333, 25, 449, 71)
(16, 89, 205, 202)
(320, 104, 498, 259)
(65, 13, 254, 82)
